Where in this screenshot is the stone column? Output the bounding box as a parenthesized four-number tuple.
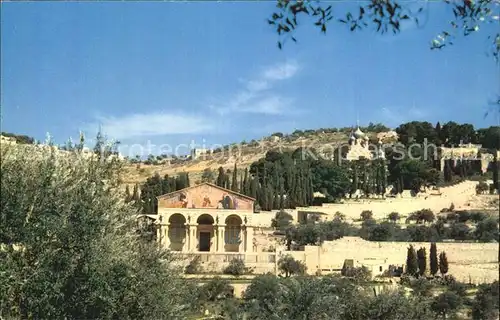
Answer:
(246, 226, 254, 253)
(182, 226, 189, 252)
(163, 223, 170, 250)
(241, 227, 247, 253)
(216, 224, 225, 253)
(156, 223, 162, 246)
(188, 224, 198, 252)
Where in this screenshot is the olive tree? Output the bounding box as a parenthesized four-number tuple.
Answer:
(0, 138, 194, 319)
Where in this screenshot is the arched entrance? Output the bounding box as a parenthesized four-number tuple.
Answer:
(197, 214, 214, 252)
(168, 214, 186, 251)
(225, 215, 242, 252)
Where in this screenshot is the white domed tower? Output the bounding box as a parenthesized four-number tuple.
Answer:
(345, 124, 373, 161)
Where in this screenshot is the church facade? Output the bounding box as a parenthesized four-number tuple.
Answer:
(345, 126, 385, 161)
(154, 183, 257, 253)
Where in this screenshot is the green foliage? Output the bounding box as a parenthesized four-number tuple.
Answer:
(249, 150, 314, 210)
(431, 291, 462, 319)
(201, 168, 215, 183)
(406, 245, 418, 276)
(271, 210, 293, 232)
(286, 219, 357, 247)
(278, 255, 307, 277)
(139, 172, 189, 214)
(0, 141, 193, 319)
(365, 290, 435, 320)
(448, 222, 471, 240)
(409, 277, 434, 297)
(416, 247, 426, 277)
(474, 217, 500, 242)
(310, 159, 351, 199)
(360, 210, 373, 221)
(406, 209, 435, 224)
(269, 0, 500, 63)
(185, 255, 203, 274)
(439, 252, 449, 275)
(198, 277, 234, 302)
(391, 159, 440, 193)
(387, 211, 400, 222)
(231, 163, 238, 192)
(223, 258, 251, 276)
(430, 243, 438, 276)
(242, 275, 437, 319)
(341, 265, 372, 282)
(471, 281, 499, 320)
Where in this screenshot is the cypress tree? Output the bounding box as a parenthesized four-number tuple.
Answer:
(307, 173, 314, 205)
(439, 251, 449, 275)
(225, 169, 231, 190)
(406, 245, 418, 276)
(124, 185, 131, 203)
(430, 243, 438, 276)
(250, 176, 258, 200)
(170, 176, 177, 191)
(239, 172, 244, 193)
(231, 163, 238, 192)
(260, 183, 268, 210)
(162, 175, 170, 194)
(273, 186, 280, 209)
(279, 176, 285, 209)
(417, 247, 427, 277)
(243, 168, 249, 195)
(185, 172, 190, 188)
(132, 184, 140, 202)
(268, 184, 275, 211)
(216, 166, 225, 187)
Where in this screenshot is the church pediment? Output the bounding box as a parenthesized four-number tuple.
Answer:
(157, 183, 255, 210)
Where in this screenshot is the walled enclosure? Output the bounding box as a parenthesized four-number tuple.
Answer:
(147, 180, 498, 284)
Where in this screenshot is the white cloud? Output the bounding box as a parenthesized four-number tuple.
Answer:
(87, 112, 214, 139)
(263, 61, 299, 80)
(210, 61, 300, 115)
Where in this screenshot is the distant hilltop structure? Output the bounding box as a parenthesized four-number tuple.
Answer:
(190, 148, 211, 160)
(345, 126, 385, 161)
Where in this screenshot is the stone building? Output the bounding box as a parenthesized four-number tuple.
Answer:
(345, 126, 384, 161)
(154, 183, 257, 253)
(190, 148, 210, 160)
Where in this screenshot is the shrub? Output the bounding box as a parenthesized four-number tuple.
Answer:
(476, 181, 489, 194)
(341, 265, 371, 282)
(360, 210, 373, 221)
(278, 255, 307, 277)
(446, 212, 458, 221)
(474, 218, 499, 242)
(388, 212, 400, 222)
(457, 211, 471, 223)
(410, 278, 434, 297)
(223, 258, 252, 276)
(431, 291, 462, 319)
(185, 255, 203, 274)
(407, 209, 435, 224)
(271, 210, 293, 232)
(469, 211, 488, 223)
(198, 277, 234, 302)
(471, 281, 499, 320)
(448, 281, 467, 297)
(449, 222, 471, 240)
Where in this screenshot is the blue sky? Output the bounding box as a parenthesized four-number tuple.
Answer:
(1, 2, 499, 156)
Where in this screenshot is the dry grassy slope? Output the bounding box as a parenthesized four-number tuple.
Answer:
(120, 131, 365, 186)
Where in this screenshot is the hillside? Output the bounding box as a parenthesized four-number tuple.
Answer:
(121, 129, 396, 186)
